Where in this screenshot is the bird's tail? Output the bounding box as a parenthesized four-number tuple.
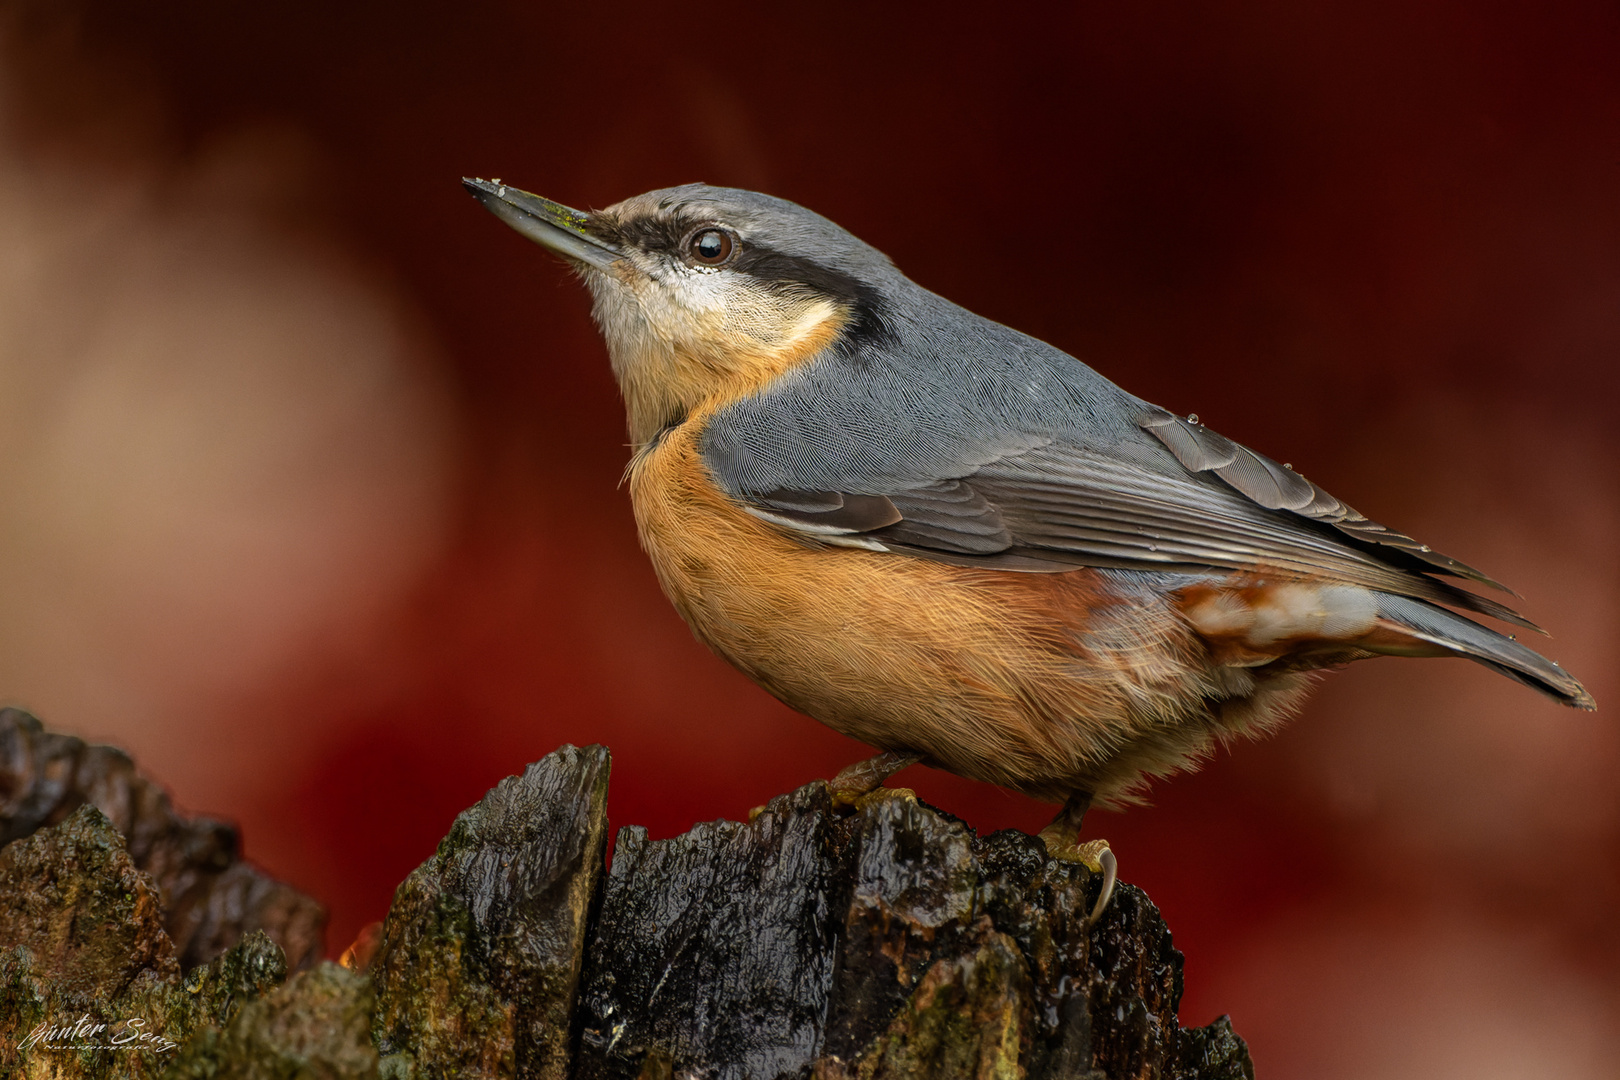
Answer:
(1371, 593, 1595, 710)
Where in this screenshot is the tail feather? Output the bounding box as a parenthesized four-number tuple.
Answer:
(1372, 593, 1594, 710)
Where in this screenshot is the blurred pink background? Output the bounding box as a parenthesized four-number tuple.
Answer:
(1, 2, 1616, 1075)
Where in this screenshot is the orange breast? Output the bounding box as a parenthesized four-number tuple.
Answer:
(625, 418, 1308, 805)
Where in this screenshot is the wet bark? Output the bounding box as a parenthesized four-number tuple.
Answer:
(0, 712, 1252, 1080)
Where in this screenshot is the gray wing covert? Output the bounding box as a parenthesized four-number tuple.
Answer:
(1136, 407, 1506, 589)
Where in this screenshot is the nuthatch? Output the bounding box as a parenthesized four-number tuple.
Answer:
(465, 178, 1594, 922)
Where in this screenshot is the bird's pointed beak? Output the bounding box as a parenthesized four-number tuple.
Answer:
(462, 178, 623, 271)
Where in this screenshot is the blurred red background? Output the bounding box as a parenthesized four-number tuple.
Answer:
(1, 1, 1616, 1075)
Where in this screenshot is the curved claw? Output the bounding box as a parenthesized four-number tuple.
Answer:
(1086, 845, 1117, 927)
(1038, 831, 1118, 926)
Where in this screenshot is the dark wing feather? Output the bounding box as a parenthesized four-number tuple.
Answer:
(981, 445, 1534, 628)
(1138, 408, 1510, 591)
(885, 482, 1013, 554)
(749, 489, 903, 533)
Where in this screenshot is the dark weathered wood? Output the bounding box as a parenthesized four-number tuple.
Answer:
(370, 743, 611, 1080)
(573, 781, 1249, 1079)
(574, 783, 850, 1080)
(0, 708, 325, 972)
(0, 715, 1253, 1080)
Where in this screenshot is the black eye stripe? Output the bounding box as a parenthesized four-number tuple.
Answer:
(597, 209, 896, 349)
(731, 248, 863, 304)
(727, 247, 897, 351)
(593, 213, 742, 265)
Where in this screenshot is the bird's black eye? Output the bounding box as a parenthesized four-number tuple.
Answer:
(689, 228, 734, 265)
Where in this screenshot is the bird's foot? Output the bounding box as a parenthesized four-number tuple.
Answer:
(751, 782, 917, 823)
(828, 750, 922, 809)
(1038, 825, 1117, 927)
(852, 786, 917, 810)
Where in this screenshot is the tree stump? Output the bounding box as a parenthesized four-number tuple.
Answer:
(0, 712, 1253, 1079)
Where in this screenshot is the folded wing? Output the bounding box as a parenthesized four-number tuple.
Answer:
(740, 408, 1536, 632)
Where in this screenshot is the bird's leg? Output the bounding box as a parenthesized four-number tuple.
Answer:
(1037, 791, 1117, 926)
(828, 750, 923, 807)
